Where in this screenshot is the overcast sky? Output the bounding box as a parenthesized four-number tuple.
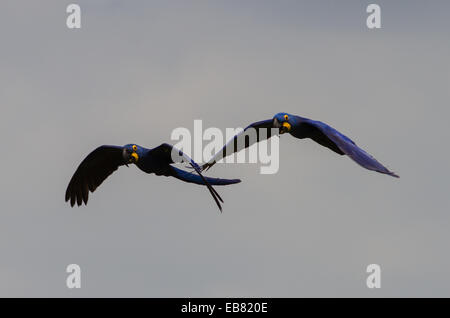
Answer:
(0, 0, 449, 297)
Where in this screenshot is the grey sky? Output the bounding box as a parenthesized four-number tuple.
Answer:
(0, 0, 449, 297)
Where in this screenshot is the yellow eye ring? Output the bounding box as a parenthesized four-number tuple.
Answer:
(284, 114, 289, 121)
(132, 145, 137, 151)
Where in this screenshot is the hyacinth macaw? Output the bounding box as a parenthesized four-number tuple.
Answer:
(65, 143, 241, 211)
(201, 113, 399, 178)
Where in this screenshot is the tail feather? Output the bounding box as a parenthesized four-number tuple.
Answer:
(170, 166, 241, 186)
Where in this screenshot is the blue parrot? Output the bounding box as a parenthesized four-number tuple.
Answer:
(201, 113, 399, 178)
(65, 143, 241, 211)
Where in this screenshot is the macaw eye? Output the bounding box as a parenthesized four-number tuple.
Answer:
(284, 114, 289, 121)
(132, 145, 137, 151)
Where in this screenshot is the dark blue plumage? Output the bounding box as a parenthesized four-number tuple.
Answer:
(202, 112, 399, 178)
(65, 143, 240, 211)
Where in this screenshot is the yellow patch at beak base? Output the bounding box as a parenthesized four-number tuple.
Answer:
(131, 152, 139, 162)
(282, 122, 291, 132)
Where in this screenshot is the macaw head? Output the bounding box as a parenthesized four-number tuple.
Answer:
(123, 144, 143, 164)
(273, 112, 292, 134)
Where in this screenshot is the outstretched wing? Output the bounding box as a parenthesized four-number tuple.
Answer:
(65, 145, 126, 207)
(299, 119, 399, 178)
(149, 143, 235, 212)
(201, 119, 276, 171)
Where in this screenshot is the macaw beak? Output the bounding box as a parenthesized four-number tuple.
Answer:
(130, 152, 139, 163)
(280, 122, 291, 134)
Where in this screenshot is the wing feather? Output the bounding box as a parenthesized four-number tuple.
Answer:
(65, 145, 126, 206)
(201, 119, 276, 171)
(301, 119, 399, 177)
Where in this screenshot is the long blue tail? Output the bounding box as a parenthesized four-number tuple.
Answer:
(170, 166, 241, 186)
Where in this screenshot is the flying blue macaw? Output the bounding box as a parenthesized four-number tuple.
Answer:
(201, 113, 399, 178)
(65, 143, 241, 211)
